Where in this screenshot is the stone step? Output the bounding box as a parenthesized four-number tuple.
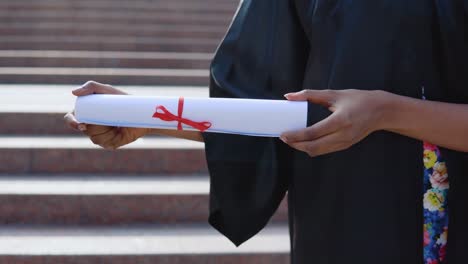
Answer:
(1, 113, 84, 135)
(0, 0, 238, 12)
(0, 50, 211, 69)
(0, 175, 288, 225)
(0, 225, 289, 264)
(0, 136, 207, 175)
(0, 36, 219, 52)
(0, 26, 224, 39)
(0, 67, 209, 86)
(2, 20, 227, 29)
(1, 22, 227, 33)
(2, 8, 234, 18)
(1, 6, 236, 16)
(0, 84, 208, 135)
(0, 10, 231, 25)
(0, 84, 208, 112)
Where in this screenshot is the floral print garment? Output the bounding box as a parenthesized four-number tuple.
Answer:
(423, 142, 449, 264)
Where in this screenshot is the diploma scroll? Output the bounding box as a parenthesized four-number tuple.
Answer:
(75, 95, 307, 137)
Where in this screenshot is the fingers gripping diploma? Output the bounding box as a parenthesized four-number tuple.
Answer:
(280, 89, 386, 157)
(64, 81, 149, 150)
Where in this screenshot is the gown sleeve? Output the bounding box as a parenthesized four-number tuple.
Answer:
(202, 0, 309, 246)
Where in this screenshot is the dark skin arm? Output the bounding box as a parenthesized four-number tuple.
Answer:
(280, 89, 468, 157)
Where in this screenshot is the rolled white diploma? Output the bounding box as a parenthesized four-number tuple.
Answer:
(75, 94, 307, 137)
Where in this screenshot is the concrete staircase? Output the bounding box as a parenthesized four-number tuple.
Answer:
(0, 0, 290, 263)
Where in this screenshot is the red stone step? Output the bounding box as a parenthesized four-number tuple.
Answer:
(0, 50, 211, 69)
(0, 10, 231, 25)
(0, 136, 207, 175)
(0, 0, 238, 12)
(3, 22, 227, 32)
(0, 113, 73, 135)
(2, 22, 227, 32)
(0, 225, 290, 264)
(0, 175, 288, 225)
(2, 6, 236, 17)
(0, 67, 209, 86)
(1, 112, 142, 136)
(0, 26, 224, 39)
(0, 36, 218, 52)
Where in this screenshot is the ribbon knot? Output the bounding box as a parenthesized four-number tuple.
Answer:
(152, 97, 212, 132)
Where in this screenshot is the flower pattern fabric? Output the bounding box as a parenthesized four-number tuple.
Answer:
(423, 142, 449, 264)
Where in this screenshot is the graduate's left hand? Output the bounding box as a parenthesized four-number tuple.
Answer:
(280, 89, 388, 157)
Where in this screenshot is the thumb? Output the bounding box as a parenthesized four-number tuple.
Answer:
(284, 89, 337, 108)
(72, 84, 95, 96)
(72, 81, 117, 96)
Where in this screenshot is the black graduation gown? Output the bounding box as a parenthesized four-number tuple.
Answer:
(202, 0, 468, 263)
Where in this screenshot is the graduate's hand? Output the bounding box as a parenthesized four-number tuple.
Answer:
(280, 89, 386, 157)
(64, 81, 149, 150)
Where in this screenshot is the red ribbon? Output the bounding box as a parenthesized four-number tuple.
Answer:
(152, 97, 212, 132)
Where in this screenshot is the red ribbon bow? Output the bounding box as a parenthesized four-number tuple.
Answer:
(152, 97, 212, 132)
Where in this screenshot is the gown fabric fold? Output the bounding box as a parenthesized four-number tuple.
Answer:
(202, 0, 468, 263)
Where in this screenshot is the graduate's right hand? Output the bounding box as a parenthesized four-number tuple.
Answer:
(64, 81, 150, 150)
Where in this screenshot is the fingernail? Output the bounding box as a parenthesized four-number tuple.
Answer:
(78, 124, 86, 131)
(284, 93, 291, 98)
(280, 136, 288, 143)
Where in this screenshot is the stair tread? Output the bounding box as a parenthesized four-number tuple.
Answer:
(0, 84, 208, 113)
(0, 35, 218, 44)
(0, 67, 208, 76)
(0, 22, 227, 32)
(0, 175, 209, 195)
(0, 136, 204, 149)
(0, 11, 230, 24)
(0, 50, 212, 60)
(0, 224, 289, 255)
(0, 1, 237, 11)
